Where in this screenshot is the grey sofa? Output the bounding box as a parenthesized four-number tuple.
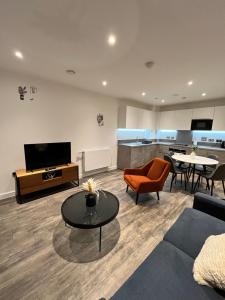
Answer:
(111, 193, 225, 300)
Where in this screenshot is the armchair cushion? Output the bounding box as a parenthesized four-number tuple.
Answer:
(124, 175, 151, 191)
(147, 159, 167, 180)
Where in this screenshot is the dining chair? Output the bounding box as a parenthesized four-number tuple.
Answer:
(193, 154, 218, 173)
(194, 163, 225, 196)
(164, 154, 188, 192)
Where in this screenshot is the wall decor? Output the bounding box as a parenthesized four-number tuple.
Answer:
(18, 86, 27, 100)
(18, 85, 38, 101)
(97, 113, 104, 126)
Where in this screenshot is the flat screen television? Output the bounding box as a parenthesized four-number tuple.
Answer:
(24, 142, 71, 171)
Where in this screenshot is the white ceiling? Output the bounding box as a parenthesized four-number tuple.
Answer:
(1, 0, 225, 106)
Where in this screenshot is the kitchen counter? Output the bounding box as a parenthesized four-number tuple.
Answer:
(117, 142, 225, 169)
(119, 142, 173, 147)
(119, 142, 225, 151)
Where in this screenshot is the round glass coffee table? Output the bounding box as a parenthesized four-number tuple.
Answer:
(61, 190, 119, 251)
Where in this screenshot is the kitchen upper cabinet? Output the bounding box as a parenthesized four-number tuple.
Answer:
(139, 109, 155, 130)
(159, 111, 176, 130)
(159, 109, 192, 130)
(118, 106, 155, 129)
(174, 109, 192, 130)
(192, 107, 214, 119)
(126, 106, 140, 129)
(213, 106, 225, 131)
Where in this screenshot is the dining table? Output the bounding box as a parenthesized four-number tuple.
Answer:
(172, 154, 219, 193)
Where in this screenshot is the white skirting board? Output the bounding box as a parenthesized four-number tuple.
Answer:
(0, 190, 15, 200)
(83, 148, 111, 172)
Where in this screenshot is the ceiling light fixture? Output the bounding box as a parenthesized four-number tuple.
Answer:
(161, 99, 165, 103)
(201, 92, 206, 97)
(66, 69, 76, 75)
(142, 92, 146, 96)
(188, 80, 193, 86)
(145, 61, 155, 69)
(14, 50, 23, 59)
(107, 34, 117, 46)
(102, 80, 108, 86)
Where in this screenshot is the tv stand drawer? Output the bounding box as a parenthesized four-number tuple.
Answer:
(42, 170, 62, 181)
(15, 163, 79, 196)
(19, 174, 42, 188)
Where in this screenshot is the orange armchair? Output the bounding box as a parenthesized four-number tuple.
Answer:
(124, 158, 170, 204)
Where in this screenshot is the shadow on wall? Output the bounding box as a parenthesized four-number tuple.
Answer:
(52, 219, 120, 263)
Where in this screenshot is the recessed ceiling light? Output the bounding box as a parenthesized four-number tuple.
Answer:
(201, 92, 206, 97)
(145, 61, 155, 69)
(188, 80, 193, 86)
(107, 34, 117, 46)
(66, 69, 76, 75)
(161, 99, 165, 103)
(141, 92, 146, 96)
(102, 80, 108, 86)
(14, 50, 23, 59)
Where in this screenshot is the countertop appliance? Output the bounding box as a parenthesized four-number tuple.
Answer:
(191, 119, 213, 131)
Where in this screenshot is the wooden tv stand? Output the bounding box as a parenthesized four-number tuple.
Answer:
(15, 163, 79, 202)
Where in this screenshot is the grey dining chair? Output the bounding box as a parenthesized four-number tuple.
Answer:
(194, 163, 225, 196)
(164, 154, 188, 192)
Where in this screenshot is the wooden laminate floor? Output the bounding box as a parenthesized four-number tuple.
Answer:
(0, 170, 224, 300)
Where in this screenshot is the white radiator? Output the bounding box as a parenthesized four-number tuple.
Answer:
(83, 148, 111, 172)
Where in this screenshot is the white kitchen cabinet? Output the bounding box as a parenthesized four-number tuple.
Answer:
(213, 106, 225, 131)
(159, 109, 192, 130)
(159, 111, 176, 130)
(118, 106, 155, 130)
(139, 109, 155, 129)
(174, 109, 192, 130)
(126, 106, 140, 129)
(192, 107, 214, 119)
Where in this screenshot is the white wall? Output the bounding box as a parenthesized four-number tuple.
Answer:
(0, 69, 119, 199)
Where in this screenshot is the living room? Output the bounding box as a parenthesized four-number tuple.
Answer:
(0, 1, 225, 299)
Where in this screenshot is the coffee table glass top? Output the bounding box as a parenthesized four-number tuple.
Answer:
(61, 190, 119, 229)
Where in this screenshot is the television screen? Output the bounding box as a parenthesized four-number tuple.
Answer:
(24, 142, 71, 171)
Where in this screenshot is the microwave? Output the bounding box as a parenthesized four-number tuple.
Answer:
(191, 119, 213, 131)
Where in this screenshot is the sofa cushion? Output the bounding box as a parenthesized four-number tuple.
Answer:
(110, 241, 223, 300)
(193, 233, 225, 290)
(124, 175, 150, 190)
(147, 159, 165, 180)
(164, 208, 225, 259)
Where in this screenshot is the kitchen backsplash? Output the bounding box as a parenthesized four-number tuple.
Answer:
(192, 131, 225, 143)
(117, 129, 153, 140)
(156, 130, 177, 140)
(117, 129, 225, 145)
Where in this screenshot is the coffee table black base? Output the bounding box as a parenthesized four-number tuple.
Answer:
(65, 222, 103, 252)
